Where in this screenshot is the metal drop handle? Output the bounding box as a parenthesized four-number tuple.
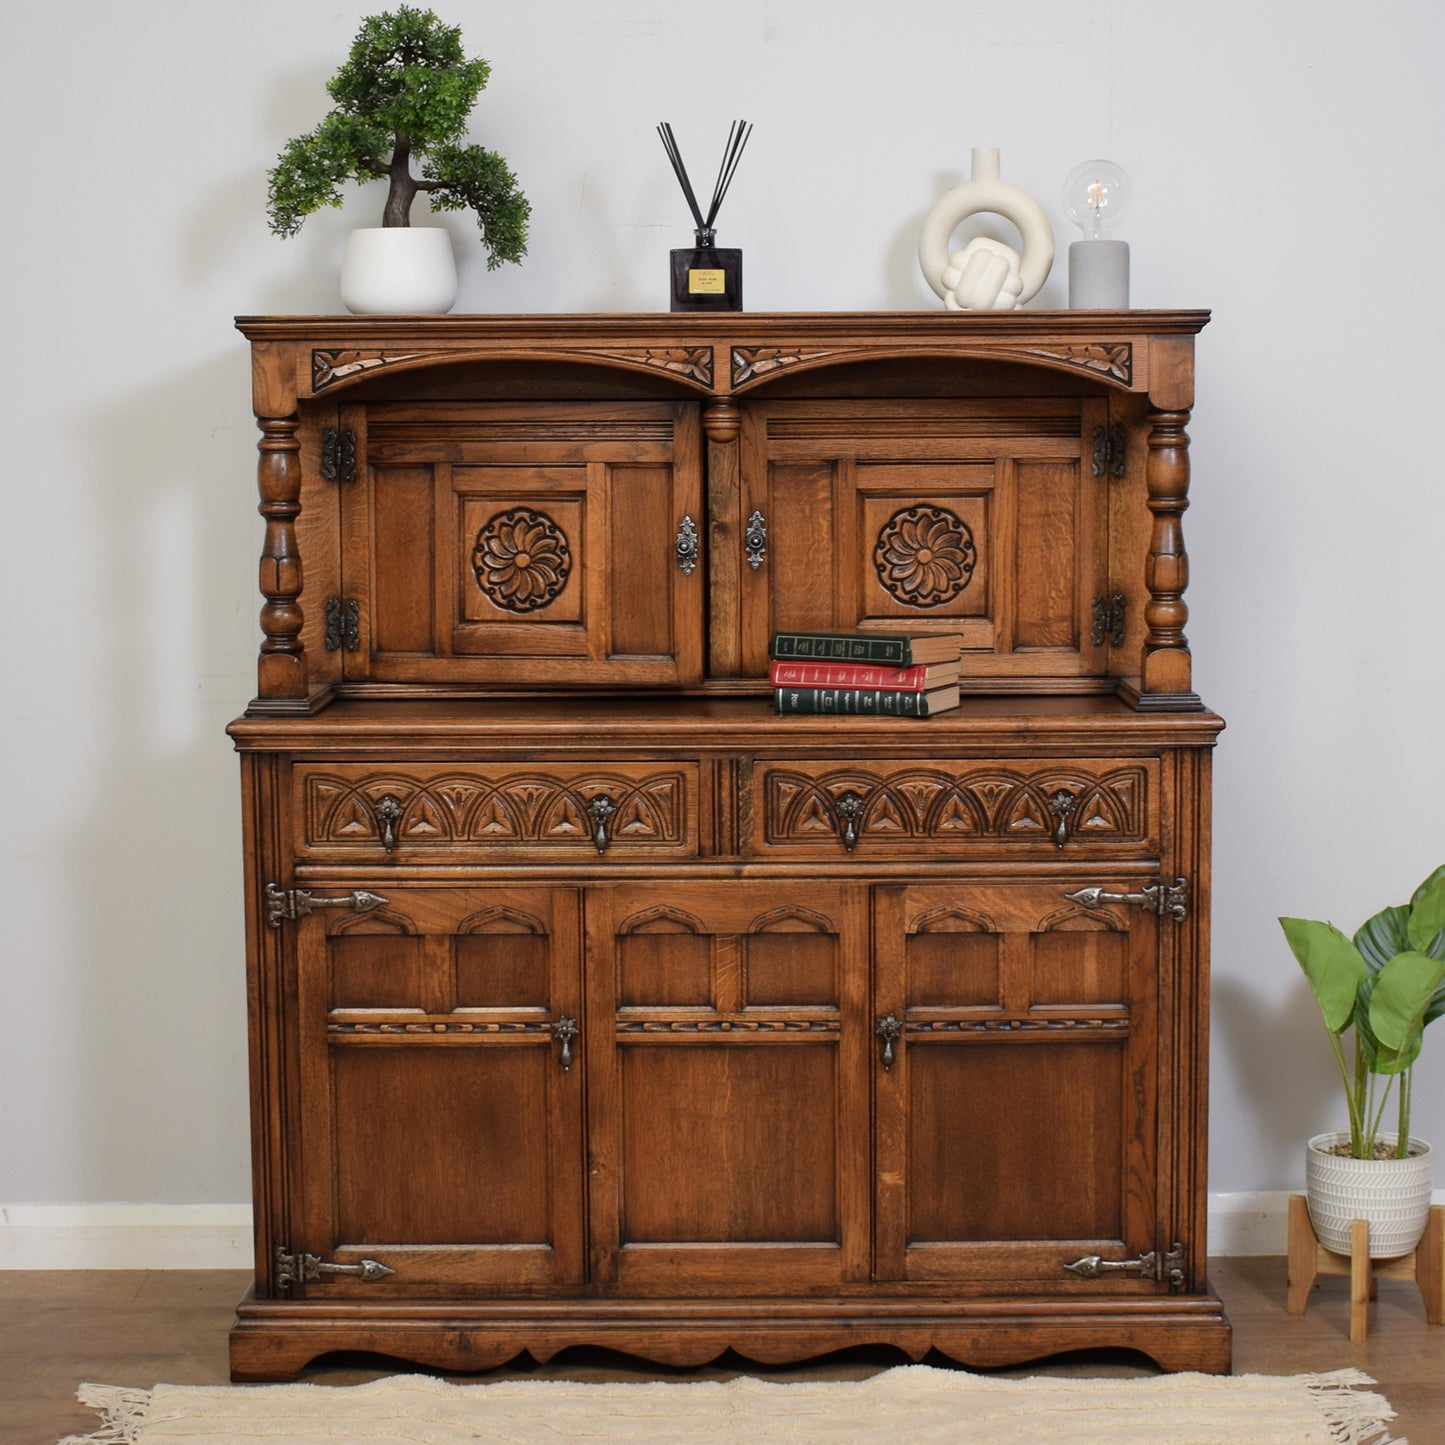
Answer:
(375, 795, 403, 854)
(833, 791, 866, 852)
(1047, 790, 1075, 849)
(586, 795, 617, 853)
(554, 1016, 578, 1072)
(876, 1014, 902, 1070)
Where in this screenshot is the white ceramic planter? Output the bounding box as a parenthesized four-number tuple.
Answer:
(340, 227, 458, 315)
(1305, 1131, 1434, 1258)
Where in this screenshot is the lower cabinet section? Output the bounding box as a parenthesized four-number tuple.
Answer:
(238, 859, 1230, 1378)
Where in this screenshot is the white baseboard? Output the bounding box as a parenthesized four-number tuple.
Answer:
(5, 1192, 1443, 1269)
(0, 1204, 254, 1270)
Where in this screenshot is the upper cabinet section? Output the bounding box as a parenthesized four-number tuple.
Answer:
(236, 312, 1207, 715)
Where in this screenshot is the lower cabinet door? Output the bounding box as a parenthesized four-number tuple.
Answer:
(585, 881, 871, 1294)
(873, 880, 1165, 1293)
(287, 884, 585, 1297)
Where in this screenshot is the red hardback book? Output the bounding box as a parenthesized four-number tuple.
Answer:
(768, 659, 960, 692)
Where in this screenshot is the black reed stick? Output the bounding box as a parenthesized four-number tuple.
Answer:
(659, 121, 752, 243)
(657, 123, 706, 234)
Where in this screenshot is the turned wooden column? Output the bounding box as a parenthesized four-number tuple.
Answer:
(704, 397, 742, 677)
(1138, 406, 1198, 706)
(252, 415, 308, 707)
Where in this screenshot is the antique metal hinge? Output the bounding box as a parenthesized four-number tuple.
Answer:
(1064, 1242, 1186, 1289)
(264, 884, 388, 928)
(1066, 877, 1189, 922)
(1091, 591, 1126, 648)
(1092, 422, 1126, 479)
(320, 426, 357, 483)
(275, 1246, 394, 1289)
(324, 596, 360, 652)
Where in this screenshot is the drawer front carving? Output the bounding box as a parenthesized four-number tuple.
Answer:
(753, 758, 1158, 857)
(295, 762, 698, 859)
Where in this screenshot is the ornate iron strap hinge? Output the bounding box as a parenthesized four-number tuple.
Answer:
(265, 884, 388, 928)
(324, 596, 360, 652)
(1092, 422, 1126, 479)
(1064, 1242, 1186, 1289)
(275, 1247, 394, 1289)
(1066, 877, 1189, 922)
(320, 427, 357, 483)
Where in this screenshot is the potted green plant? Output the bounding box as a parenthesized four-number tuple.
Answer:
(267, 6, 530, 313)
(1280, 864, 1445, 1256)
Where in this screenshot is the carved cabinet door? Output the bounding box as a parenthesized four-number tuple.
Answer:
(335, 399, 705, 687)
(584, 881, 871, 1295)
(872, 880, 1167, 1294)
(285, 885, 585, 1297)
(737, 397, 1110, 682)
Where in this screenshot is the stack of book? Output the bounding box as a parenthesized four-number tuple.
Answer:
(769, 630, 963, 716)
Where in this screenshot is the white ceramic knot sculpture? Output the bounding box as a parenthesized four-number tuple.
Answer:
(919, 148, 1053, 311)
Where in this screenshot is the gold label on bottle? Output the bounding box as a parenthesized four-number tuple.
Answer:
(688, 269, 726, 295)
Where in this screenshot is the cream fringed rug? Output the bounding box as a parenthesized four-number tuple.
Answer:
(61, 1366, 1401, 1445)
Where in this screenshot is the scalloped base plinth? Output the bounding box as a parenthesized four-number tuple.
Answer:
(229, 1290, 1233, 1382)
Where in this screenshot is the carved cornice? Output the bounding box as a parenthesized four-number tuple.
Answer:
(311, 344, 712, 393)
(312, 349, 422, 390)
(731, 346, 840, 386)
(1025, 343, 1133, 384)
(328, 1018, 549, 1036)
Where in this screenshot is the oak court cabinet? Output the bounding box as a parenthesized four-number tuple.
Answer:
(227, 310, 1230, 1379)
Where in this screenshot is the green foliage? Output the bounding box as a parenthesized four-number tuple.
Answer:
(266, 7, 529, 268)
(1280, 865, 1445, 1159)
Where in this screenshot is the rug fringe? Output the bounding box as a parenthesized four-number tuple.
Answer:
(1302, 1369, 1403, 1445)
(57, 1384, 153, 1445)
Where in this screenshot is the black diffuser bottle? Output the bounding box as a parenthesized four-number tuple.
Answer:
(659, 121, 751, 312)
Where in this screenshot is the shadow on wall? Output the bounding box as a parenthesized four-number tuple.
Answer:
(68, 348, 258, 1203)
(1211, 971, 1344, 1190)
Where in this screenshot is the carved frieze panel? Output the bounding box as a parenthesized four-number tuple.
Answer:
(762, 765, 1151, 848)
(303, 770, 689, 850)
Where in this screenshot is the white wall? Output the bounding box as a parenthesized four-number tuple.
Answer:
(3, 1, 1442, 1229)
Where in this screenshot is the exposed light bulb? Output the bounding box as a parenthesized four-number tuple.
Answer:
(1062, 159, 1132, 241)
(1062, 159, 1132, 309)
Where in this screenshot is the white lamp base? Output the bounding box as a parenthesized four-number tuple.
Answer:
(1068, 239, 1130, 309)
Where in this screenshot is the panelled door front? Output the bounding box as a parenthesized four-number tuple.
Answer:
(585, 881, 870, 1294)
(873, 879, 1167, 1295)
(286, 884, 585, 1298)
(339, 400, 705, 687)
(738, 397, 1110, 683)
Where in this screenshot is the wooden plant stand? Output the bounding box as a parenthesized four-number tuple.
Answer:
(1287, 1195, 1445, 1341)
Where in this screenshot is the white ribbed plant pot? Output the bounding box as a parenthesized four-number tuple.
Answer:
(1305, 1132, 1434, 1258)
(340, 227, 458, 315)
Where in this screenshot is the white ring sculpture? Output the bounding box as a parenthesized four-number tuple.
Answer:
(918, 148, 1054, 311)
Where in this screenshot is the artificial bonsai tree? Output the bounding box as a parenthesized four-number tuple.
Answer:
(1280, 864, 1445, 1159)
(267, 7, 529, 269)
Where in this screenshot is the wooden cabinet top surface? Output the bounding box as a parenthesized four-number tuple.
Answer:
(229, 694, 1223, 752)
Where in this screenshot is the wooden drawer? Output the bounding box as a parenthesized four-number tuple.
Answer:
(748, 757, 1160, 858)
(293, 761, 700, 861)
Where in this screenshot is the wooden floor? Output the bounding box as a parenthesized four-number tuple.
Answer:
(5, 1260, 1441, 1444)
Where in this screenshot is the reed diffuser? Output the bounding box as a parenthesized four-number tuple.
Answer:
(658, 120, 752, 311)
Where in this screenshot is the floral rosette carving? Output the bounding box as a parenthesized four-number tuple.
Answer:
(873, 505, 977, 607)
(472, 508, 572, 613)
